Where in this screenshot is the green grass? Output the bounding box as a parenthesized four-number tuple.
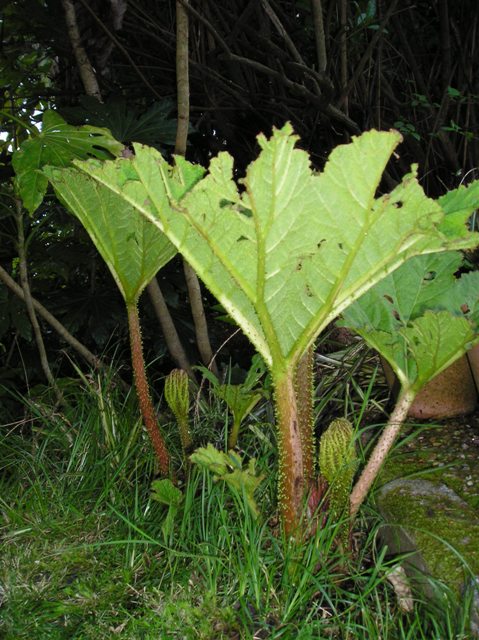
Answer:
(0, 359, 474, 639)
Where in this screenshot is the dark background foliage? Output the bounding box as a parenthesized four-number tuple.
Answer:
(1, 0, 478, 414)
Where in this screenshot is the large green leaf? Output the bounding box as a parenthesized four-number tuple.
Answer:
(43, 167, 176, 304)
(69, 124, 478, 370)
(12, 110, 123, 213)
(342, 252, 479, 390)
(438, 180, 479, 237)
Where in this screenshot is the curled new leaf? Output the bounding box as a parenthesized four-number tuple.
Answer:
(164, 368, 192, 454)
(319, 418, 358, 545)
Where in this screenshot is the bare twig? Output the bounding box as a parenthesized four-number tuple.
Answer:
(175, 0, 190, 156)
(337, 0, 400, 110)
(311, 0, 327, 72)
(221, 52, 359, 132)
(260, 0, 304, 65)
(15, 200, 64, 404)
(0, 263, 102, 370)
(438, 0, 452, 92)
(61, 0, 102, 101)
(339, 0, 348, 116)
(76, 0, 164, 101)
(146, 277, 194, 380)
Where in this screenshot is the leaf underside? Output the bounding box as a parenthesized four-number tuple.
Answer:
(342, 252, 479, 390)
(44, 166, 176, 304)
(54, 124, 479, 370)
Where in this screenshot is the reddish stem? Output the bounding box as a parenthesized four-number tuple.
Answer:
(295, 347, 316, 485)
(274, 371, 305, 538)
(127, 302, 170, 476)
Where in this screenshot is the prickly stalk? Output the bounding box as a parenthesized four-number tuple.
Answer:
(274, 371, 305, 537)
(127, 303, 170, 476)
(295, 346, 316, 485)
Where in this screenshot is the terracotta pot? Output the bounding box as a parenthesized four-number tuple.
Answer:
(381, 355, 477, 420)
(466, 344, 479, 392)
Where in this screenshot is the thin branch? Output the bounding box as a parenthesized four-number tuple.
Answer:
(182, 259, 218, 376)
(0, 263, 102, 370)
(337, 0, 400, 110)
(177, 0, 231, 56)
(339, 0, 348, 115)
(311, 0, 327, 72)
(15, 200, 64, 404)
(260, 0, 304, 65)
(438, 0, 452, 92)
(146, 277, 195, 380)
(61, 0, 102, 101)
(175, 0, 190, 156)
(221, 52, 359, 132)
(76, 0, 164, 101)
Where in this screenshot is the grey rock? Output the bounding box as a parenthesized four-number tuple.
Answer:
(376, 478, 479, 636)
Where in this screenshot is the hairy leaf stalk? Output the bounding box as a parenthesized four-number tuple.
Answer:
(274, 371, 305, 537)
(295, 346, 316, 485)
(127, 303, 170, 475)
